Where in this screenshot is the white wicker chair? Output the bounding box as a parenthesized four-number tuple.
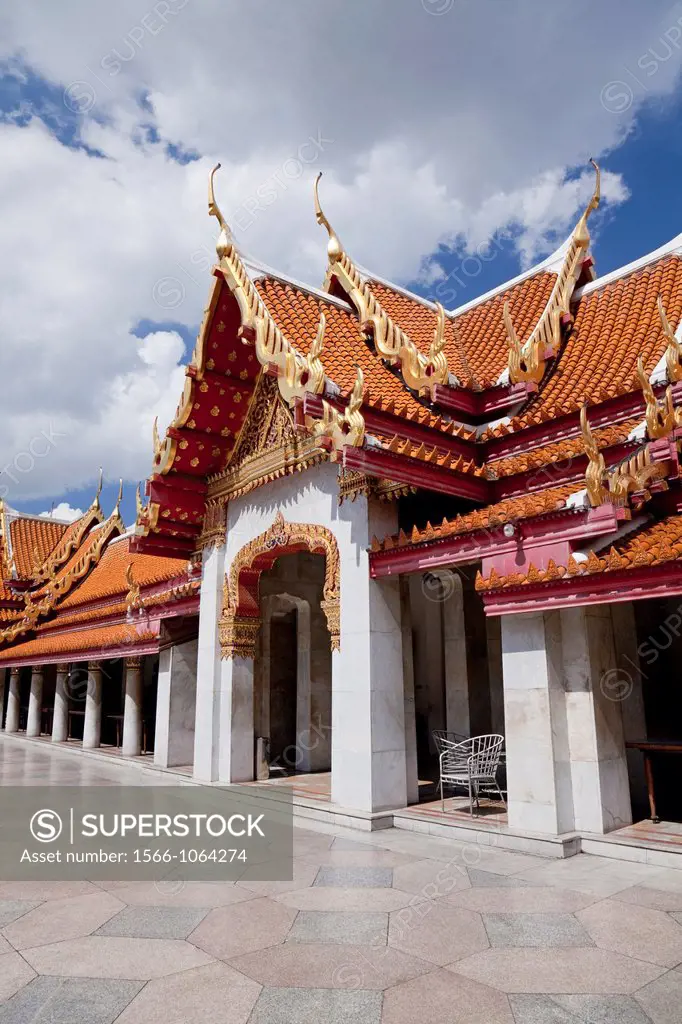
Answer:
(439, 734, 505, 815)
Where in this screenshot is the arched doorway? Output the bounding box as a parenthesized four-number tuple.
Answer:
(218, 512, 339, 783)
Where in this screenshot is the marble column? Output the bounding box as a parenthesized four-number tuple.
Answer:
(442, 572, 471, 737)
(193, 541, 226, 781)
(0, 669, 6, 729)
(332, 498, 407, 813)
(5, 668, 20, 733)
(155, 640, 197, 768)
(561, 606, 632, 834)
(218, 655, 255, 783)
(26, 666, 44, 737)
(611, 602, 648, 819)
(52, 664, 70, 743)
(501, 611, 573, 834)
(82, 660, 103, 749)
(400, 577, 419, 806)
(121, 656, 143, 757)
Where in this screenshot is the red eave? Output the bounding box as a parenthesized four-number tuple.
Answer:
(342, 444, 491, 503)
(431, 381, 538, 424)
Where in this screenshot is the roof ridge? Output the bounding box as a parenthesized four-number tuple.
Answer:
(242, 254, 354, 312)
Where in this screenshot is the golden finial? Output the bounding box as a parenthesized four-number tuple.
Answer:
(208, 163, 234, 260)
(125, 561, 142, 615)
(152, 417, 163, 463)
(32, 544, 42, 577)
(90, 467, 103, 511)
(314, 172, 343, 263)
(637, 354, 681, 438)
(114, 479, 123, 517)
(658, 294, 682, 383)
(574, 158, 601, 246)
(580, 405, 607, 507)
(135, 484, 144, 519)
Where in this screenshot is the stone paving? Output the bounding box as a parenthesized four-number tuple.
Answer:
(1, 740, 682, 1021)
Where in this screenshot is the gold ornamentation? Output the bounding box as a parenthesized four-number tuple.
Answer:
(32, 472, 105, 584)
(219, 615, 261, 659)
(636, 355, 682, 439)
(504, 301, 544, 384)
(125, 655, 142, 668)
(338, 468, 372, 504)
(197, 500, 226, 552)
(314, 173, 449, 395)
(125, 562, 142, 615)
(581, 405, 607, 507)
(658, 294, 682, 383)
(306, 367, 365, 457)
(508, 160, 600, 384)
(220, 511, 340, 657)
(208, 164, 326, 408)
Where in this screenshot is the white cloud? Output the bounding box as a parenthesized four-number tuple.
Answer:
(39, 502, 83, 522)
(0, 0, 680, 503)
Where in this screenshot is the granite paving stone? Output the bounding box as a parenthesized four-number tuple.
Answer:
(314, 866, 393, 888)
(509, 993, 652, 1024)
(275, 886, 424, 913)
(451, 947, 665, 994)
(381, 968, 514, 1024)
(483, 912, 593, 948)
(0, 976, 143, 1024)
(388, 903, 489, 966)
(635, 968, 682, 1024)
(3, 892, 124, 951)
(0, 902, 40, 929)
(287, 910, 388, 946)
(249, 986, 383, 1023)
(114, 961, 261, 1024)
(21, 936, 213, 980)
(391, 858, 470, 899)
(229, 942, 432, 990)
(616, 886, 682, 912)
(189, 897, 296, 959)
(0, 952, 35, 1003)
(95, 906, 208, 939)
(577, 898, 682, 967)
(236, 860, 320, 896)
(445, 886, 594, 914)
(110, 880, 256, 907)
(467, 869, 542, 889)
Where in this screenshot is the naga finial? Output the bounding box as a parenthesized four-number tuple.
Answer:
(152, 417, 163, 464)
(658, 294, 682, 383)
(114, 479, 123, 516)
(314, 172, 343, 263)
(91, 467, 103, 511)
(208, 163, 234, 260)
(574, 158, 601, 246)
(580, 405, 607, 506)
(135, 484, 144, 519)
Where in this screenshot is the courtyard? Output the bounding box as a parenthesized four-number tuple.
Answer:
(0, 738, 680, 1023)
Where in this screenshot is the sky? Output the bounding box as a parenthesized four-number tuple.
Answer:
(1, 0, 682, 525)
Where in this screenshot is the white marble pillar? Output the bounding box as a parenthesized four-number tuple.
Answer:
(400, 577, 419, 805)
(26, 666, 44, 737)
(155, 640, 197, 768)
(610, 602, 648, 817)
(121, 656, 143, 757)
(332, 498, 407, 813)
(501, 611, 573, 834)
(82, 660, 103, 749)
(5, 668, 20, 733)
(218, 655, 255, 783)
(193, 542, 226, 781)
(52, 663, 69, 743)
(561, 606, 632, 834)
(0, 669, 6, 729)
(442, 572, 471, 737)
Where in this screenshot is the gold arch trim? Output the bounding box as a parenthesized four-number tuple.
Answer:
(219, 511, 340, 658)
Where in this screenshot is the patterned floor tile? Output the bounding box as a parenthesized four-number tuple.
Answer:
(230, 942, 431, 990)
(577, 899, 682, 967)
(0, 976, 142, 1024)
(21, 936, 212, 980)
(0, 902, 40, 929)
(635, 968, 682, 1024)
(287, 910, 387, 946)
(96, 906, 208, 939)
(189, 897, 296, 959)
(3, 892, 124, 951)
(314, 866, 393, 888)
(483, 912, 592, 948)
(249, 986, 382, 1023)
(388, 903, 489, 966)
(382, 968, 514, 1024)
(509, 993, 652, 1024)
(114, 961, 261, 1024)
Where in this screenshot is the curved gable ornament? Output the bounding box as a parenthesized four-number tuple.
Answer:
(219, 512, 341, 658)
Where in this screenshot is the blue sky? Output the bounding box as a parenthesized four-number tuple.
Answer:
(1, 0, 682, 527)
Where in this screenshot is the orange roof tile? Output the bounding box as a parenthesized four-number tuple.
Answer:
(59, 536, 188, 609)
(517, 256, 682, 425)
(0, 623, 158, 661)
(370, 273, 557, 387)
(9, 517, 67, 580)
(489, 419, 641, 478)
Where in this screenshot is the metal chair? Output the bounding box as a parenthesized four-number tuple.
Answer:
(439, 734, 506, 816)
(432, 729, 469, 755)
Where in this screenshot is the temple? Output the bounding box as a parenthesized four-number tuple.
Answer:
(2, 160, 682, 857)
